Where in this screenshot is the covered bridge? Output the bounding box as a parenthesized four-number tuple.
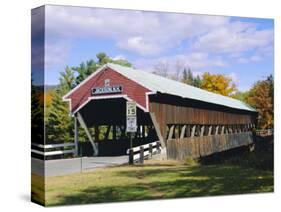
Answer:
(63, 63, 257, 160)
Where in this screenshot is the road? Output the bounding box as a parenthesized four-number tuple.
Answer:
(32, 156, 128, 177)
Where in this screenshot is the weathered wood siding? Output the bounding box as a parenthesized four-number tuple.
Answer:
(167, 132, 253, 160)
(149, 101, 256, 140)
(150, 102, 253, 125)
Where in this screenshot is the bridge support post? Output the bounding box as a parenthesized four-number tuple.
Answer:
(208, 126, 212, 136)
(149, 144, 153, 158)
(74, 115, 78, 157)
(180, 125, 186, 139)
(140, 146, 144, 164)
(191, 125, 196, 137)
(149, 112, 167, 159)
(129, 149, 134, 165)
(77, 112, 98, 156)
(156, 141, 161, 154)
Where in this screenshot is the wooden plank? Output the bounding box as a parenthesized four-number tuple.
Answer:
(215, 125, 219, 135)
(77, 112, 98, 156)
(149, 101, 255, 126)
(221, 126, 225, 135)
(31, 149, 44, 155)
(208, 126, 212, 136)
(186, 125, 191, 137)
(180, 125, 186, 139)
(31, 143, 75, 149)
(44, 149, 76, 156)
(74, 116, 78, 156)
(140, 146, 144, 163)
(229, 126, 233, 134)
(31, 149, 75, 156)
(150, 112, 166, 149)
(191, 125, 196, 137)
(132, 148, 160, 161)
(225, 126, 229, 134)
(127, 141, 158, 153)
(166, 132, 254, 160)
(200, 125, 205, 137)
(168, 125, 175, 140)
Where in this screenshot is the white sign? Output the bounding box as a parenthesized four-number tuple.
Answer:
(92, 85, 122, 95)
(126, 116, 137, 132)
(126, 101, 137, 132)
(92, 79, 123, 95)
(126, 101, 137, 116)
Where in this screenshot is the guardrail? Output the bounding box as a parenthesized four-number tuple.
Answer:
(127, 141, 161, 164)
(255, 129, 274, 137)
(31, 143, 76, 157)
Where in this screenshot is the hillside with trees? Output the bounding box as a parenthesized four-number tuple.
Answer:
(245, 75, 273, 129)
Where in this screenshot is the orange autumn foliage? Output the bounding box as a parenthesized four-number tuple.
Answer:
(200, 72, 237, 96)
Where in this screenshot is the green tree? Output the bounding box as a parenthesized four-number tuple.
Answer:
(96, 52, 132, 67)
(31, 78, 44, 144)
(246, 75, 274, 129)
(96, 52, 108, 65)
(200, 72, 237, 96)
(231, 91, 250, 102)
(193, 75, 202, 88)
(73, 52, 132, 84)
(73, 59, 98, 85)
(46, 66, 75, 143)
(182, 68, 188, 82)
(181, 68, 202, 88)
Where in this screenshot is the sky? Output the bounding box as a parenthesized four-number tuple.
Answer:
(42, 5, 274, 91)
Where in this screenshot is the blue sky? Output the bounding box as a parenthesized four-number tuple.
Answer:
(43, 5, 274, 91)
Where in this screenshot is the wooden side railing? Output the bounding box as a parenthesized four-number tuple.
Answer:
(31, 143, 76, 157)
(127, 141, 161, 164)
(167, 132, 253, 160)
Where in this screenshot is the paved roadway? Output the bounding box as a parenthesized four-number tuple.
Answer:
(32, 156, 128, 177)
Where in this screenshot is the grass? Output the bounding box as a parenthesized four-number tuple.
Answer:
(32, 138, 274, 206)
(31, 173, 45, 205)
(36, 162, 273, 206)
(200, 136, 274, 171)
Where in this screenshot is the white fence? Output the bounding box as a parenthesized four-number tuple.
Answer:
(255, 129, 274, 137)
(31, 143, 76, 157)
(127, 141, 161, 164)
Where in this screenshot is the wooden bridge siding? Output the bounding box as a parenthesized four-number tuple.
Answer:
(149, 102, 255, 142)
(167, 132, 253, 160)
(150, 102, 253, 125)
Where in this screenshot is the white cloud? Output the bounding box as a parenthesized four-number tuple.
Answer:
(44, 5, 273, 71)
(228, 72, 239, 84)
(237, 55, 262, 64)
(45, 6, 229, 56)
(237, 58, 248, 64)
(250, 55, 262, 62)
(112, 54, 126, 60)
(44, 40, 71, 69)
(117, 36, 162, 56)
(193, 21, 273, 54)
(134, 52, 226, 74)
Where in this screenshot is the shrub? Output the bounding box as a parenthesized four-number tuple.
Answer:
(184, 156, 198, 166)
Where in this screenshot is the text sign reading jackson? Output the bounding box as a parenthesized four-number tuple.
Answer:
(91, 79, 123, 95)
